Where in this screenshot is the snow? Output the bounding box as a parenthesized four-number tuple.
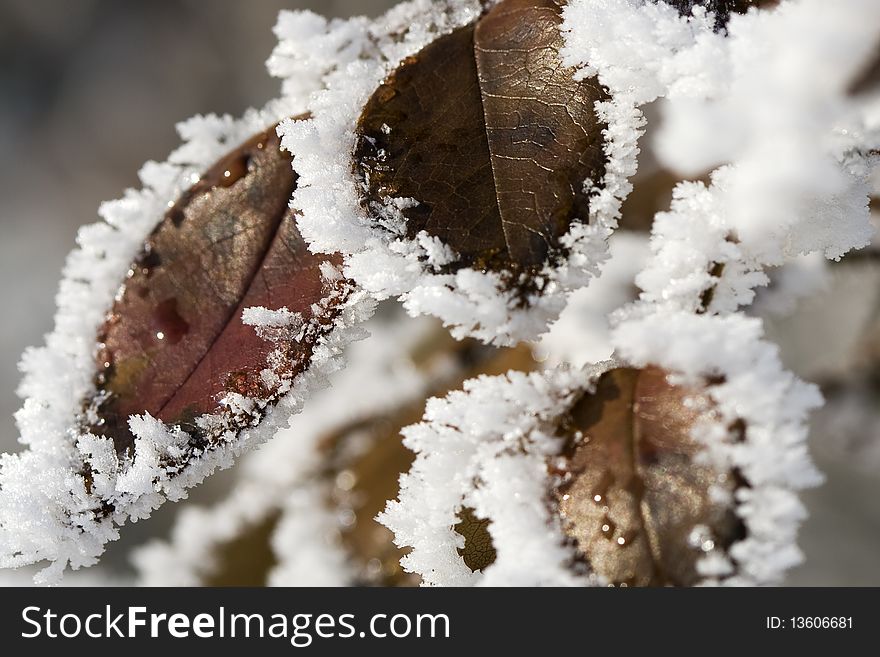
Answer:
(561, 1, 727, 105)
(563, 0, 877, 320)
(241, 306, 303, 329)
(537, 231, 650, 367)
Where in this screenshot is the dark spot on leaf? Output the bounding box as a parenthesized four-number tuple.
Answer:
(137, 248, 162, 275)
(151, 298, 189, 345)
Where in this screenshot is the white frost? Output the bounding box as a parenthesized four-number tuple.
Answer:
(563, 0, 877, 317)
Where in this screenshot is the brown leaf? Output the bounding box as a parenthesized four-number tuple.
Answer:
(354, 0, 608, 287)
(88, 122, 348, 455)
(553, 367, 744, 586)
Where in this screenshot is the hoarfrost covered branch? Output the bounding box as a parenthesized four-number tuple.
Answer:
(1, 0, 879, 586)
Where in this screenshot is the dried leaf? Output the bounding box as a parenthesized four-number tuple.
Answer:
(89, 123, 348, 454)
(355, 0, 608, 286)
(553, 367, 743, 586)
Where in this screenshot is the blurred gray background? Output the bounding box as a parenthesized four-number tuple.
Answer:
(0, 0, 877, 585)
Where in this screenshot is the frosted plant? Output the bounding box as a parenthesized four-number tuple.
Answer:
(1, 0, 878, 586)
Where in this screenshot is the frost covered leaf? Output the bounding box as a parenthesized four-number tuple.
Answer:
(355, 0, 608, 296)
(320, 406, 422, 587)
(283, 0, 636, 345)
(91, 123, 346, 453)
(380, 321, 821, 586)
(554, 366, 741, 586)
(449, 365, 745, 585)
(2, 114, 375, 583)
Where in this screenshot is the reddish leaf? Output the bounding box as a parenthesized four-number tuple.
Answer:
(89, 123, 347, 454)
(553, 367, 743, 586)
(354, 0, 608, 286)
